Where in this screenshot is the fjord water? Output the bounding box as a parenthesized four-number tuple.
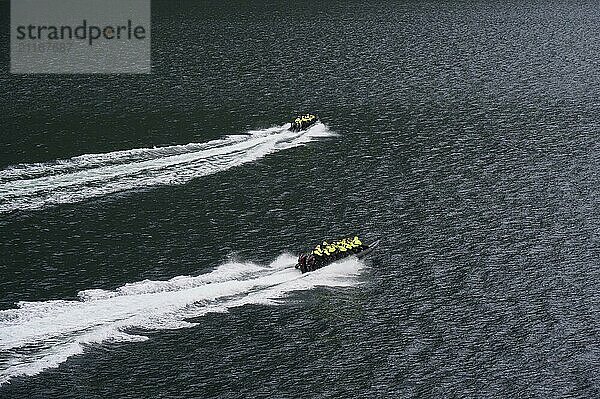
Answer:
(2, 0, 600, 397)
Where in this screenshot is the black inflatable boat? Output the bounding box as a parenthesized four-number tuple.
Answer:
(289, 114, 319, 132)
(296, 238, 380, 273)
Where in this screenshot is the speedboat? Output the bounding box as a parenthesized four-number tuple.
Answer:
(289, 114, 319, 132)
(295, 237, 380, 273)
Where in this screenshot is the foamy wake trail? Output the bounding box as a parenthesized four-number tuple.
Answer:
(0, 123, 333, 213)
(0, 255, 365, 385)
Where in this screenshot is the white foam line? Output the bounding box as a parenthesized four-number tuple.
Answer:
(0, 123, 333, 213)
(0, 254, 364, 385)
(0, 135, 252, 183)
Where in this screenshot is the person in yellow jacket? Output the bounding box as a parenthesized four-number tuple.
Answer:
(313, 244, 324, 256)
(320, 241, 329, 255)
(326, 243, 337, 255)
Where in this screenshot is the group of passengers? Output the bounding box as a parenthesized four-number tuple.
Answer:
(290, 114, 317, 131)
(296, 236, 365, 273)
(312, 236, 363, 258)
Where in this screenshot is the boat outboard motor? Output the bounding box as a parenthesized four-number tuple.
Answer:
(297, 254, 307, 270)
(307, 254, 317, 271)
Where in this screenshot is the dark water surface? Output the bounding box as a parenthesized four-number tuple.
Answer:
(2, 0, 600, 397)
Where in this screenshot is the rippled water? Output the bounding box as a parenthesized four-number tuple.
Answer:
(2, 0, 600, 397)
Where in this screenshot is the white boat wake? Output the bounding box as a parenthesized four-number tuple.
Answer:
(0, 255, 365, 385)
(0, 123, 333, 213)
